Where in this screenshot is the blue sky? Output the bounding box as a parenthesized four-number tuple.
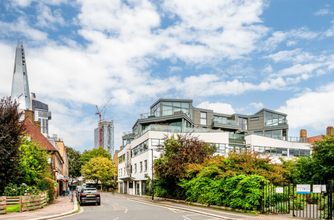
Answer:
(0, 0, 334, 153)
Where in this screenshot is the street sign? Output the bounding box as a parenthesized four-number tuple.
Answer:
(313, 185, 321, 193)
(276, 187, 284, 193)
(322, 185, 326, 192)
(296, 184, 311, 194)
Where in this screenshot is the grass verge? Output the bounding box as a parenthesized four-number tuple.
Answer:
(6, 204, 20, 212)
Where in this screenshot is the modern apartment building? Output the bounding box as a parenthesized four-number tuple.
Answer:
(32, 99, 52, 137)
(94, 121, 115, 158)
(118, 98, 311, 196)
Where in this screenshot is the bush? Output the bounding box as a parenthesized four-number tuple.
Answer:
(37, 178, 57, 204)
(3, 183, 39, 196)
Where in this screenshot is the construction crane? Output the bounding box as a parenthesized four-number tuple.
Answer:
(95, 98, 112, 147)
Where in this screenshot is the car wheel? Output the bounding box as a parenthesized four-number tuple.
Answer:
(98, 201, 101, 206)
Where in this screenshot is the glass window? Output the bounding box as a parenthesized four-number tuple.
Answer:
(264, 147, 271, 155)
(254, 146, 264, 154)
(140, 162, 142, 172)
(144, 160, 147, 171)
(238, 118, 248, 130)
(135, 164, 137, 173)
(282, 148, 287, 156)
(200, 112, 207, 125)
(181, 103, 190, 108)
(250, 117, 259, 121)
(173, 102, 181, 107)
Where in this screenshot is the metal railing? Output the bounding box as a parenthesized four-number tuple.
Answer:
(140, 108, 191, 119)
(123, 131, 134, 136)
(254, 133, 307, 143)
(212, 118, 239, 126)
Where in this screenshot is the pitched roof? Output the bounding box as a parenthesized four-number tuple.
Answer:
(307, 135, 323, 144)
(23, 119, 58, 151)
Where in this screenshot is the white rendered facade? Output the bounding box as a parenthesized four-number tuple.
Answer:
(117, 130, 312, 196)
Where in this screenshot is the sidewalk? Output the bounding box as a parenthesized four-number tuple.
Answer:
(111, 193, 305, 220)
(0, 195, 76, 220)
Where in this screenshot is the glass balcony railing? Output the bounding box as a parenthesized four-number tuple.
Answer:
(229, 134, 244, 140)
(265, 119, 288, 127)
(212, 118, 239, 126)
(135, 124, 222, 139)
(140, 108, 191, 119)
(253, 133, 307, 143)
(123, 131, 134, 136)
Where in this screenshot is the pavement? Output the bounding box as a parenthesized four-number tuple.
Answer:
(0, 195, 77, 220)
(0, 192, 308, 220)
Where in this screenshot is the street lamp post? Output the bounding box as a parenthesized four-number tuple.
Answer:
(151, 149, 154, 202)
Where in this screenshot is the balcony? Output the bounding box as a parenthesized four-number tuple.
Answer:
(123, 131, 135, 136)
(135, 124, 223, 139)
(140, 108, 191, 119)
(265, 119, 288, 127)
(212, 118, 239, 130)
(254, 133, 307, 143)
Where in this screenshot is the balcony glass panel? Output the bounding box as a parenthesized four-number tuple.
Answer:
(212, 118, 239, 126)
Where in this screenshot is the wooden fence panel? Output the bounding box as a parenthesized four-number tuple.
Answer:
(19, 193, 48, 212)
(0, 197, 6, 214)
(6, 196, 19, 205)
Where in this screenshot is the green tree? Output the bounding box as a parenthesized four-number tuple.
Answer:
(154, 134, 216, 199)
(81, 157, 116, 189)
(19, 137, 50, 185)
(0, 97, 25, 194)
(312, 134, 334, 180)
(66, 146, 81, 178)
(80, 147, 111, 165)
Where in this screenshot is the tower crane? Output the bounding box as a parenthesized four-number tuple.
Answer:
(95, 98, 112, 147)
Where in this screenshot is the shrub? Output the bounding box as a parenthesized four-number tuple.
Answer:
(37, 178, 57, 203)
(3, 183, 39, 196)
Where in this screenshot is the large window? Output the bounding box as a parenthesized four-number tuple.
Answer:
(255, 146, 288, 156)
(211, 143, 226, 154)
(238, 118, 248, 130)
(118, 154, 125, 163)
(151, 139, 164, 148)
(140, 162, 143, 172)
(200, 112, 207, 125)
(144, 160, 147, 171)
(132, 140, 149, 156)
(161, 101, 191, 117)
(265, 112, 286, 127)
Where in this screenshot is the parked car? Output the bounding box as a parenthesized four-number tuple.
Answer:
(76, 186, 83, 200)
(79, 188, 101, 206)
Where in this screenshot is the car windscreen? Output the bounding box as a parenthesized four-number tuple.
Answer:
(83, 189, 98, 193)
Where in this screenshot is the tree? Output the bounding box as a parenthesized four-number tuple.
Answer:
(19, 137, 50, 185)
(0, 97, 25, 194)
(81, 157, 116, 189)
(66, 146, 81, 178)
(312, 134, 334, 180)
(154, 134, 216, 198)
(80, 147, 111, 165)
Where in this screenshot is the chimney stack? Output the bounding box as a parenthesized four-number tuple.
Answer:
(327, 126, 334, 136)
(300, 129, 307, 143)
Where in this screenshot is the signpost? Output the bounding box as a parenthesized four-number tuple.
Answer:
(296, 184, 311, 194)
(276, 187, 284, 193)
(313, 185, 321, 193)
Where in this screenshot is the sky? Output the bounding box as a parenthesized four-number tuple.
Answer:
(0, 0, 334, 153)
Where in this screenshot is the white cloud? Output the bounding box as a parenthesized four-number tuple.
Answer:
(250, 102, 264, 109)
(278, 82, 334, 130)
(265, 49, 315, 64)
(196, 101, 235, 114)
(36, 4, 65, 28)
(9, 0, 68, 7)
(263, 27, 319, 51)
(169, 66, 182, 73)
(0, 17, 48, 40)
(314, 8, 330, 16)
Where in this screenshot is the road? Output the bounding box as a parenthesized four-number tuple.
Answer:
(55, 193, 253, 220)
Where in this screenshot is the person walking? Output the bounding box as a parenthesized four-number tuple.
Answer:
(67, 186, 70, 196)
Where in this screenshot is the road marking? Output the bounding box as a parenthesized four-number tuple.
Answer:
(113, 218, 119, 220)
(114, 202, 119, 205)
(183, 215, 191, 220)
(185, 214, 200, 216)
(125, 208, 128, 213)
(169, 208, 178, 213)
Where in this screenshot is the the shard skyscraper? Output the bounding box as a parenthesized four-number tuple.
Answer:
(11, 42, 31, 110)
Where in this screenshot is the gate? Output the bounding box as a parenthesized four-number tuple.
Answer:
(292, 180, 333, 219)
(260, 181, 290, 214)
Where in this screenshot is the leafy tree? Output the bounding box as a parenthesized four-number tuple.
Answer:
(19, 137, 50, 185)
(0, 97, 25, 194)
(81, 157, 116, 189)
(280, 156, 316, 184)
(80, 147, 111, 165)
(66, 146, 81, 178)
(312, 134, 334, 180)
(154, 134, 216, 199)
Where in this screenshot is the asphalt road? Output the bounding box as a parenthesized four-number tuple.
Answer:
(55, 193, 252, 220)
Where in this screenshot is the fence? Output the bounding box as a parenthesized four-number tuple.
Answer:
(6, 196, 20, 205)
(292, 180, 333, 219)
(0, 197, 6, 214)
(260, 180, 334, 220)
(260, 181, 290, 214)
(20, 193, 48, 212)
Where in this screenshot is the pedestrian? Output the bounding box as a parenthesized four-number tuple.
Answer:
(67, 186, 70, 196)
